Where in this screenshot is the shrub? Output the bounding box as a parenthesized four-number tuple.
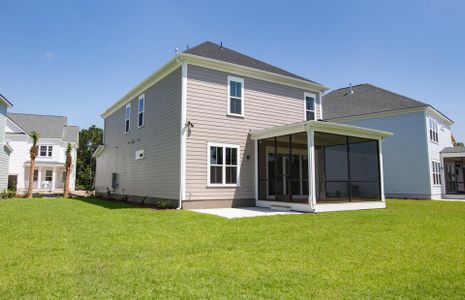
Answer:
(157, 200, 171, 209)
(33, 193, 44, 198)
(1, 189, 16, 199)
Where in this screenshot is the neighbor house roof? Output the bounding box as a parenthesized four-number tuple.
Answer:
(7, 113, 79, 143)
(441, 146, 465, 154)
(0, 93, 13, 108)
(323, 84, 453, 124)
(184, 41, 320, 85)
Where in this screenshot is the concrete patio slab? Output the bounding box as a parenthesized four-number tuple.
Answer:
(189, 207, 302, 219)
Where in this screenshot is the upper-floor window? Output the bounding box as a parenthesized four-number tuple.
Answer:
(138, 94, 145, 128)
(429, 119, 438, 143)
(227, 76, 244, 117)
(305, 93, 316, 121)
(432, 161, 442, 186)
(208, 143, 240, 186)
(39, 145, 53, 157)
(125, 103, 131, 133)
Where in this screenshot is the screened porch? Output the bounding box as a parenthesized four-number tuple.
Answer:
(251, 121, 392, 212)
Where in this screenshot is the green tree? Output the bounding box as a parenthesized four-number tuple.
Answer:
(76, 125, 103, 190)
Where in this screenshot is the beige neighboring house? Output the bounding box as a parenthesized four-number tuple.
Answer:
(94, 41, 392, 213)
(6, 113, 79, 194)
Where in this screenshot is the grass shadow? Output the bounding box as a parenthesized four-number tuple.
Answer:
(71, 197, 154, 210)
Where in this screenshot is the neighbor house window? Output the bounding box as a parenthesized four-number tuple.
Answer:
(227, 76, 244, 117)
(111, 173, 119, 190)
(305, 93, 316, 121)
(125, 103, 131, 133)
(208, 143, 240, 186)
(138, 94, 145, 128)
(45, 170, 53, 182)
(429, 119, 438, 143)
(432, 161, 442, 186)
(33, 170, 38, 181)
(39, 145, 53, 157)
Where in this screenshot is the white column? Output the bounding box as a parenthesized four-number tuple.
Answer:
(307, 128, 316, 208)
(378, 138, 386, 202)
(52, 167, 56, 190)
(37, 167, 42, 190)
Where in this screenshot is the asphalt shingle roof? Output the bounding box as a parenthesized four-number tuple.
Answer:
(7, 113, 79, 143)
(441, 146, 465, 154)
(322, 84, 430, 120)
(183, 41, 320, 85)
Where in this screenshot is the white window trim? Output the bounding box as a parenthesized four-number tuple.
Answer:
(304, 92, 317, 121)
(38, 145, 53, 158)
(207, 142, 240, 187)
(125, 103, 131, 134)
(432, 160, 442, 186)
(227, 76, 245, 117)
(429, 118, 439, 143)
(138, 94, 145, 128)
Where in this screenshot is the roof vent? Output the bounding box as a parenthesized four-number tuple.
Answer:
(349, 82, 354, 94)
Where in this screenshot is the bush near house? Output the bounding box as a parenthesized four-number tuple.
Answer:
(0, 198, 464, 298)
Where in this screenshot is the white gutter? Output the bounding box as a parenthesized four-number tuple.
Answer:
(176, 54, 187, 210)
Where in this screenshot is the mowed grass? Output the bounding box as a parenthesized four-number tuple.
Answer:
(0, 198, 464, 299)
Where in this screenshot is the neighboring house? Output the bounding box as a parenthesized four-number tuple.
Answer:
(0, 94, 14, 192)
(323, 84, 463, 200)
(94, 41, 392, 213)
(5, 113, 79, 194)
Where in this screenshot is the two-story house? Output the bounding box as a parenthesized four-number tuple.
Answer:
(94, 41, 392, 212)
(6, 113, 79, 194)
(0, 94, 14, 192)
(323, 84, 463, 200)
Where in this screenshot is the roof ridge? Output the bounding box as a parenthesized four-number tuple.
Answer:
(8, 112, 68, 118)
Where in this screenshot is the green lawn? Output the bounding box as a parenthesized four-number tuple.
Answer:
(0, 198, 464, 299)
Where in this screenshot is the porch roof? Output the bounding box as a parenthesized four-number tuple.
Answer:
(24, 161, 65, 167)
(441, 146, 465, 158)
(250, 120, 393, 140)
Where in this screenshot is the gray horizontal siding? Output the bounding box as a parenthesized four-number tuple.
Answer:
(185, 65, 321, 201)
(95, 68, 182, 200)
(338, 111, 431, 198)
(0, 104, 8, 191)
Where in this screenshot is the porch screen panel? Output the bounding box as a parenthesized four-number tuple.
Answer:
(258, 137, 275, 201)
(348, 137, 380, 201)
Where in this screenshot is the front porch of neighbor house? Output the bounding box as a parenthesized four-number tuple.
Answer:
(251, 120, 392, 213)
(441, 147, 465, 200)
(11, 161, 68, 194)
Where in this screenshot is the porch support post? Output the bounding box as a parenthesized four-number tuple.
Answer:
(440, 154, 445, 197)
(52, 167, 56, 191)
(378, 138, 386, 202)
(37, 167, 42, 190)
(307, 127, 316, 208)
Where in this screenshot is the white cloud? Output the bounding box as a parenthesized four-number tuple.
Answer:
(45, 52, 58, 60)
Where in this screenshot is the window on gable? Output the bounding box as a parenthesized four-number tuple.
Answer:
(432, 161, 442, 186)
(125, 103, 131, 133)
(39, 145, 53, 157)
(429, 119, 438, 143)
(208, 143, 239, 186)
(138, 94, 145, 128)
(305, 93, 316, 121)
(228, 76, 244, 117)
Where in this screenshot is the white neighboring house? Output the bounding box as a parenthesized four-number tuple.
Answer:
(323, 84, 462, 200)
(0, 94, 14, 192)
(5, 113, 79, 194)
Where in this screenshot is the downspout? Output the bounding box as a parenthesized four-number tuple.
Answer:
(176, 53, 187, 210)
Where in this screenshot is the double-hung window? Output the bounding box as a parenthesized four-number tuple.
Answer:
(432, 161, 442, 186)
(305, 93, 316, 121)
(208, 143, 240, 186)
(228, 76, 244, 117)
(125, 103, 131, 133)
(39, 145, 53, 157)
(45, 170, 53, 182)
(429, 119, 438, 143)
(138, 94, 145, 128)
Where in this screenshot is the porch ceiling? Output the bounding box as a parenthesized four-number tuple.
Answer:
(249, 120, 393, 140)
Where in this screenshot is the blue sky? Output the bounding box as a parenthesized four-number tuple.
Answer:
(1, 0, 464, 141)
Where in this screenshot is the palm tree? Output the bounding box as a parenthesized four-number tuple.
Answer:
(63, 143, 72, 198)
(27, 131, 40, 198)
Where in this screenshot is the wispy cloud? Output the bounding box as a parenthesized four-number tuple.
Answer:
(45, 52, 58, 60)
